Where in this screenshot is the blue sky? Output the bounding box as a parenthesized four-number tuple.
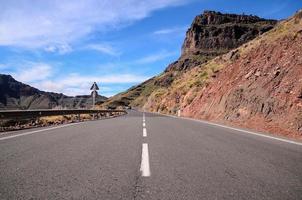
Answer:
(0, 0, 301, 97)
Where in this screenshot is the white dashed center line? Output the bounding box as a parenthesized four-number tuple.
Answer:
(140, 143, 151, 177)
(140, 112, 151, 177)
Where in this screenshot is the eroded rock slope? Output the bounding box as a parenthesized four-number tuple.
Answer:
(105, 10, 302, 138)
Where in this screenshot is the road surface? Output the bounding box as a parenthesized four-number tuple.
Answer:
(0, 110, 301, 199)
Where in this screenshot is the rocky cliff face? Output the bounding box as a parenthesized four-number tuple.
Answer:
(105, 10, 302, 138)
(0, 74, 107, 110)
(105, 11, 277, 108)
(182, 11, 276, 56)
(142, 10, 302, 138)
(180, 11, 302, 138)
(165, 11, 276, 72)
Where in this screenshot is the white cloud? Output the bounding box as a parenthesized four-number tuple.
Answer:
(36, 80, 64, 92)
(0, 0, 189, 51)
(5, 59, 149, 96)
(136, 50, 178, 64)
(153, 26, 188, 35)
(85, 43, 120, 56)
(61, 74, 148, 85)
(44, 44, 73, 54)
(34, 73, 149, 96)
(12, 62, 53, 83)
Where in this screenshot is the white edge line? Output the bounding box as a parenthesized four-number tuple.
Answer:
(140, 143, 151, 177)
(143, 128, 147, 137)
(183, 117, 302, 146)
(0, 123, 79, 141)
(145, 111, 302, 146)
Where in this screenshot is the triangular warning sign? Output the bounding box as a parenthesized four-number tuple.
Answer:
(90, 82, 99, 90)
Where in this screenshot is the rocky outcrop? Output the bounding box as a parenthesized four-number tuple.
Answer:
(145, 10, 302, 138)
(152, 11, 277, 89)
(165, 11, 277, 72)
(182, 11, 276, 57)
(105, 11, 278, 109)
(184, 10, 302, 137)
(0, 74, 107, 110)
(106, 10, 302, 138)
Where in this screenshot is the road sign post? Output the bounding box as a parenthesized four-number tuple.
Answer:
(175, 94, 181, 117)
(90, 82, 99, 110)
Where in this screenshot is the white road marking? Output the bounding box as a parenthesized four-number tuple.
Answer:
(149, 111, 302, 146)
(0, 123, 78, 141)
(182, 117, 302, 146)
(140, 143, 151, 177)
(143, 128, 147, 137)
(143, 122, 146, 127)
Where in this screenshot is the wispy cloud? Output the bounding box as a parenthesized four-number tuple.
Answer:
(85, 43, 121, 56)
(60, 74, 148, 85)
(5, 58, 151, 96)
(35, 73, 149, 96)
(0, 0, 189, 52)
(37, 79, 119, 97)
(153, 26, 188, 35)
(135, 50, 178, 64)
(44, 44, 73, 54)
(12, 62, 53, 83)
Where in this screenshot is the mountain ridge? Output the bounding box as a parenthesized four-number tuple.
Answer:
(104, 10, 277, 108)
(104, 10, 302, 138)
(0, 74, 107, 110)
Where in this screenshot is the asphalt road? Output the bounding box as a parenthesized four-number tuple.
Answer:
(0, 110, 301, 200)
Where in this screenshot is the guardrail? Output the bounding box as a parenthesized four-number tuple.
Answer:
(0, 109, 126, 120)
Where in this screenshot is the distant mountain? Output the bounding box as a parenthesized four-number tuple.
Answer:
(104, 10, 302, 137)
(0, 74, 107, 110)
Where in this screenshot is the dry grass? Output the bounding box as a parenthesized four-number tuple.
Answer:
(239, 10, 302, 56)
(40, 114, 94, 124)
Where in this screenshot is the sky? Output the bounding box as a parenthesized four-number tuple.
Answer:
(0, 0, 301, 97)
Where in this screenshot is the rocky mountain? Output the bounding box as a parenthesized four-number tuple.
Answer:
(104, 11, 277, 108)
(104, 10, 302, 138)
(0, 74, 107, 110)
(179, 10, 302, 138)
(166, 11, 276, 72)
(182, 11, 276, 56)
